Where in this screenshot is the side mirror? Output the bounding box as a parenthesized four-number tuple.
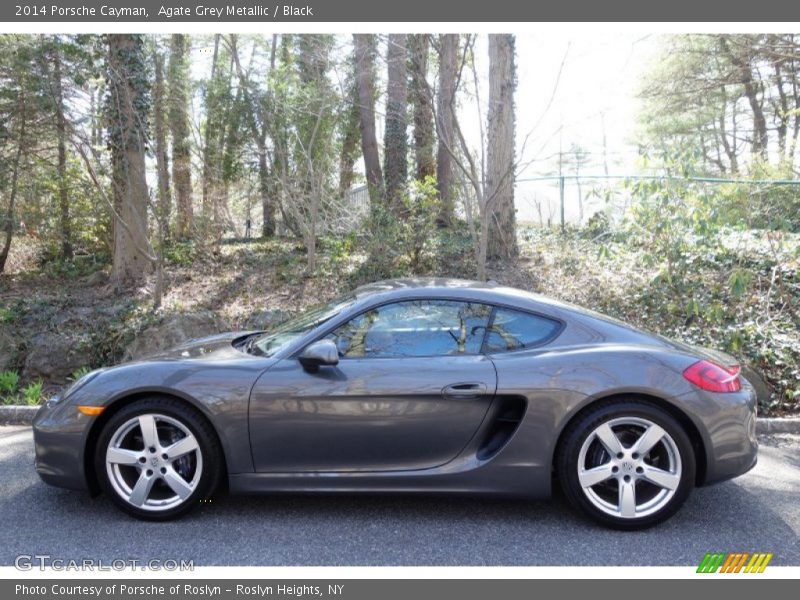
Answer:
(298, 339, 339, 371)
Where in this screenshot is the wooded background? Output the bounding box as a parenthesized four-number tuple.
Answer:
(0, 34, 798, 414)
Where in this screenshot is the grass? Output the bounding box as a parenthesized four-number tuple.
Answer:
(1, 370, 46, 406)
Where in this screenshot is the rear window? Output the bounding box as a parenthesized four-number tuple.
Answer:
(484, 308, 561, 353)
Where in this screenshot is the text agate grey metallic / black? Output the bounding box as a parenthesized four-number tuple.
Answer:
(33, 278, 758, 528)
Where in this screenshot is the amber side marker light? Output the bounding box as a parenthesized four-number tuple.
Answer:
(77, 406, 105, 416)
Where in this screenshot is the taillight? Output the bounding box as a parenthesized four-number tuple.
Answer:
(683, 360, 742, 393)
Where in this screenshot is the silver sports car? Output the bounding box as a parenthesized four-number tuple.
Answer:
(33, 278, 758, 528)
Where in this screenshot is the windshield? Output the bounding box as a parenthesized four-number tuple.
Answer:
(249, 293, 357, 357)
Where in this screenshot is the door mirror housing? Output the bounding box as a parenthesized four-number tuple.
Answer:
(298, 339, 339, 371)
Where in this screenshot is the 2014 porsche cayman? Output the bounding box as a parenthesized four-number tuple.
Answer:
(33, 279, 758, 528)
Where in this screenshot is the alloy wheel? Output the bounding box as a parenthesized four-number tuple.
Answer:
(576, 416, 682, 519)
(105, 413, 203, 512)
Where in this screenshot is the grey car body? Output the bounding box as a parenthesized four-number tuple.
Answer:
(33, 278, 758, 524)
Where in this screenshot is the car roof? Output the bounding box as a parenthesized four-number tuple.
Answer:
(351, 278, 563, 310)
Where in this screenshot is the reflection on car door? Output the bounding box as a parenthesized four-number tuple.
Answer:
(248, 300, 498, 472)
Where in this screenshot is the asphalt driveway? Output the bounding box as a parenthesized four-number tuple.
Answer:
(1, 425, 798, 566)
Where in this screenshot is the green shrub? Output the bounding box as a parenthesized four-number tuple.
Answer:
(21, 380, 45, 406)
(165, 241, 197, 267)
(0, 370, 19, 395)
(70, 366, 91, 382)
(0, 306, 17, 324)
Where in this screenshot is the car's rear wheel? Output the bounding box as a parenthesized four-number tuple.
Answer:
(95, 397, 222, 521)
(557, 400, 695, 529)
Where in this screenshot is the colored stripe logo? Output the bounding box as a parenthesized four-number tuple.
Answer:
(697, 552, 773, 573)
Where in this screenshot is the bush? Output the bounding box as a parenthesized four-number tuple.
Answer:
(21, 381, 45, 406)
(0, 370, 19, 396)
(70, 366, 91, 382)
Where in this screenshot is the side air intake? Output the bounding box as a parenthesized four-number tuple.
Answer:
(476, 397, 527, 460)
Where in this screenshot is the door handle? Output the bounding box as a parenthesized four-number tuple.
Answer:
(442, 382, 487, 399)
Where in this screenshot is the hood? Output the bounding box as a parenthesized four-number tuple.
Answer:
(137, 331, 260, 362)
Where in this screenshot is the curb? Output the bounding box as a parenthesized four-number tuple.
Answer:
(2, 405, 800, 433)
(756, 417, 800, 435)
(0, 406, 40, 425)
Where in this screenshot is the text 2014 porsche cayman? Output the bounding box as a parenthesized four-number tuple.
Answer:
(33, 279, 758, 528)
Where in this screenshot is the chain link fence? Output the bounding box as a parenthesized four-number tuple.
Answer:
(515, 175, 800, 229)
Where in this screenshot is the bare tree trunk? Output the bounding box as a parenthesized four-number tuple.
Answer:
(789, 34, 800, 165)
(153, 46, 171, 241)
(107, 34, 153, 287)
(0, 94, 26, 274)
(338, 83, 361, 198)
(384, 34, 408, 213)
(213, 53, 237, 240)
(353, 34, 384, 207)
(720, 35, 768, 161)
(409, 34, 435, 181)
(774, 55, 789, 162)
(201, 34, 221, 241)
(486, 34, 517, 259)
(718, 115, 739, 174)
(50, 43, 73, 259)
(437, 34, 459, 226)
(229, 34, 276, 237)
(90, 84, 99, 147)
(168, 34, 194, 240)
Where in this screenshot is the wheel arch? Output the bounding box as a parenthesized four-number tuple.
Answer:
(551, 392, 708, 487)
(83, 390, 228, 496)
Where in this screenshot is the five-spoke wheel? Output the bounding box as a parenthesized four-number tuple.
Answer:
(558, 400, 694, 529)
(95, 398, 222, 520)
(105, 414, 203, 511)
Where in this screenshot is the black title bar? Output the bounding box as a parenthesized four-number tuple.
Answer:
(3, 0, 800, 22)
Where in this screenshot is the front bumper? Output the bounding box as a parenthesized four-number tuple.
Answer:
(32, 400, 92, 492)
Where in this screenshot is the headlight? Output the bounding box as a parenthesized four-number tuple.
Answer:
(60, 369, 103, 402)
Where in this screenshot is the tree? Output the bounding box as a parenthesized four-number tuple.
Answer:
(168, 34, 193, 240)
(436, 34, 459, 225)
(199, 34, 221, 239)
(639, 35, 800, 175)
(152, 39, 171, 241)
(408, 34, 435, 181)
(283, 34, 337, 271)
(383, 34, 408, 213)
(719, 35, 769, 162)
(106, 34, 153, 286)
(353, 34, 384, 207)
(338, 78, 361, 199)
(200, 34, 240, 241)
(563, 143, 590, 224)
(228, 34, 278, 237)
(42, 36, 73, 259)
(0, 38, 38, 273)
(486, 34, 517, 259)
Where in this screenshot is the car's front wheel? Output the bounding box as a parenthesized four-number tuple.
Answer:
(94, 397, 222, 520)
(557, 400, 695, 529)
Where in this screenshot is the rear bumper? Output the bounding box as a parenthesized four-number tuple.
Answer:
(693, 381, 759, 486)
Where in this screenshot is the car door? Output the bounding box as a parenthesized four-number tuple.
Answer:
(248, 299, 497, 472)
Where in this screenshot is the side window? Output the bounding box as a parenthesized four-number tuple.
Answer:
(484, 308, 561, 353)
(328, 300, 492, 358)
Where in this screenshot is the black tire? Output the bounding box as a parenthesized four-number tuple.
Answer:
(94, 397, 223, 521)
(556, 399, 695, 530)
